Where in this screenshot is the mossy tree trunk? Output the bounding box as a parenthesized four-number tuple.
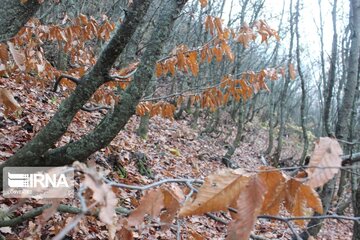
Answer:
(295, 0, 309, 165)
(222, 101, 243, 168)
(0, 0, 188, 187)
(0, 0, 43, 42)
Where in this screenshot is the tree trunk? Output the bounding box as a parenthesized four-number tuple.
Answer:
(222, 101, 243, 168)
(41, 0, 188, 164)
(353, 171, 360, 239)
(1, 0, 152, 169)
(0, 0, 44, 42)
(295, 0, 309, 165)
(335, 0, 360, 238)
(323, 0, 338, 137)
(137, 78, 156, 139)
(274, 0, 295, 166)
(0, 0, 188, 186)
(265, 0, 284, 156)
(301, 0, 339, 237)
(137, 112, 150, 139)
(336, 0, 360, 140)
(191, 103, 200, 129)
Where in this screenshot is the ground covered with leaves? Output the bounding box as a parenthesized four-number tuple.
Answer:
(0, 80, 354, 239)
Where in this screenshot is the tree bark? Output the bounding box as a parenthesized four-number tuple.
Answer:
(265, 0, 284, 156)
(336, 0, 360, 140)
(0, 0, 152, 171)
(0, 0, 44, 42)
(41, 0, 188, 165)
(273, 0, 295, 166)
(334, 0, 360, 238)
(301, 1, 339, 238)
(222, 101, 243, 168)
(323, 0, 338, 137)
(295, 0, 309, 165)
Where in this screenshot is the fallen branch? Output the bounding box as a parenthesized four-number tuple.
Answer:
(53, 74, 80, 92)
(341, 152, 360, 165)
(81, 105, 111, 112)
(0, 204, 130, 227)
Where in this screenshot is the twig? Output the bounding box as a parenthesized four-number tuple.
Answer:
(106, 178, 204, 190)
(205, 212, 228, 224)
(258, 214, 360, 223)
(205, 213, 269, 240)
(52, 198, 97, 240)
(337, 139, 360, 145)
(176, 220, 181, 240)
(285, 221, 301, 240)
(108, 68, 138, 81)
(53, 74, 80, 92)
(250, 234, 270, 240)
(52, 213, 84, 240)
(0, 204, 130, 227)
(81, 105, 111, 112)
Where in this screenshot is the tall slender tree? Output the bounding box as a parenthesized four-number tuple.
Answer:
(295, 0, 309, 165)
(274, 0, 295, 166)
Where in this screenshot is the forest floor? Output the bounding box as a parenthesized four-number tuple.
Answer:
(0, 80, 354, 239)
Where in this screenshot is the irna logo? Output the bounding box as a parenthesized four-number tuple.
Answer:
(3, 167, 74, 198)
(7, 172, 70, 188)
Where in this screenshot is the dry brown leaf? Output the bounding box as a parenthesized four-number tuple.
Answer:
(0, 43, 8, 64)
(99, 189, 117, 225)
(198, 0, 208, 8)
(7, 42, 26, 71)
(227, 175, 266, 240)
(83, 174, 117, 225)
(0, 88, 22, 117)
(221, 41, 234, 62)
(214, 18, 223, 35)
(285, 179, 323, 225)
(187, 51, 199, 76)
(289, 63, 296, 80)
(205, 16, 214, 35)
(258, 167, 287, 215)
(299, 184, 323, 214)
(291, 183, 322, 226)
(306, 137, 343, 188)
(127, 188, 164, 226)
(291, 196, 307, 226)
(188, 227, 205, 240)
(285, 178, 301, 213)
(179, 169, 252, 217)
(160, 186, 184, 229)
(116, 226, 133, 240)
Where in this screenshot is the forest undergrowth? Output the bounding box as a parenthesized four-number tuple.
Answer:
(0, 80, 353, 239)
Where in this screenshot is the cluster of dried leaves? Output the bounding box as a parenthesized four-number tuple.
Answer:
(156, 16, 279, 79)
(0, 15, 115, 80)
(0, 5, 287, 121)
(67, 137, 342, 240)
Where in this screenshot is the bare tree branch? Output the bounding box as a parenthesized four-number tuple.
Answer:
(53, 74, 81, 92)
